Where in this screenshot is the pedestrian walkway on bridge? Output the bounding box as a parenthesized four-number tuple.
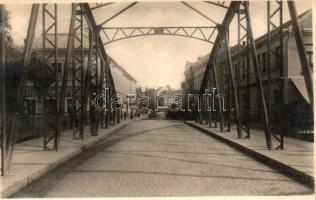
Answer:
(9, 120, 314, 197)
(185, 121, 314, 183)
(0, 120, 130, 198)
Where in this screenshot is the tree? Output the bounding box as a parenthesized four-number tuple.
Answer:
(3, 8, 53, 115)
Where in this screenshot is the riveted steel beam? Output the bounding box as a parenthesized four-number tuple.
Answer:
(267, 1, 284, 149)
(58, 3, 77, 141)
(199, 1, 240, 131)
(72, 4, 85, 140)
(7, 4, 40, 167)
(223, 32, 242, 138)
(1, 4, 7, 175)
(41, 4, 59, 151)
(244, 2, 272, 149)
(199, 1, 240, 94)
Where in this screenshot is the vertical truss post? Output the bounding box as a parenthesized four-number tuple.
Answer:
(86, 28, 97, 135)
(111, 88, 115, 125)
(224, 32, 243, 138)
(279, 1, 284, 149)
(244, 2, 272, 149)
(200, 2, 240, 131)
(267, 1, 284, 149)
(82, 29, 92, 136)
(267, 1, 272, 121)
(212, 56, 224, 131)
(42, 4, 59, 150)
(82, 3, 121, 129)
(72, 3, 84, 139)
(246, 36, 251, 138)
(7, 5, 40, 166)
(208, 68, 212, 128)
(287, 1, 313, 108)
(1, 4, 7, 175)
(99, 58, 105, 128)
(105, 59, 110, 128)
(237, 4, 250, 138)
(200, 91, 204, 125)
(226, 54, 231, 132)
(58, 3, 76, 143)
(91, 27, 100, 135)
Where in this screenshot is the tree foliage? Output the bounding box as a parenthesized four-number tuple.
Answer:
(3, 8, 54, 114)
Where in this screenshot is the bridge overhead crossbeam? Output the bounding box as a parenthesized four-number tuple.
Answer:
(101, 26, 217, 45)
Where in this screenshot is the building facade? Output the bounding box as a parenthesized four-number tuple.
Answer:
(108, 56, 137, 113)
(23, 33, 137, 129)
(182, 10, 313, 139)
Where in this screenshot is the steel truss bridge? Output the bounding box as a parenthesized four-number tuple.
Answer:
(0, 1, 313, 176)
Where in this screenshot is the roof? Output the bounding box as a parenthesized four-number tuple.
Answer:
(107, 55, 137, 83)
(189, 9, 312, 65)
(230, 9, 312, 56)
(33, 33, 137, 83)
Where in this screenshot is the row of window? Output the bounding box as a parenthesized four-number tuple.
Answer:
(227, 47, 282, 81)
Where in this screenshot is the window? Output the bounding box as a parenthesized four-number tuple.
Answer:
(51, 62, 62, 73)
(234, 63, 238, 80)
(261, 52, 267, 72)
(24, 98, 36, 115)
(242, 60, 247, 79)
(242, 93, 248, 109)
(257, 54, 261, 70)
(274, 46, 282, 69)
(274, 46, 281, 57)
(307, 51, 313, 71)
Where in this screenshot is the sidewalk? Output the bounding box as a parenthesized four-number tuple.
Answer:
(0, 120, 130, 198)
(184, 121, 314, 188)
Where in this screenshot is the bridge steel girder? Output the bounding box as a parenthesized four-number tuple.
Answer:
(6, 5, 40, 168)
(101, 26, 217, 46)
(98, 2, 138, 27)
(199, 1, 240, 131)
(204, 1, 230, 10)
(85, 28, 98, 136)
(99, 56, 106, 129)
(267, 1, 284, 149)
(42, 4, 60, 151)
(212, 59, 221, 129)
(199, 1, 240, 93)
(105, 59, 110, 128)
(181, 1, 218, 25)
(90, 28, 100, 136)
(59, 3, 77, 141)
(72, 4, 85, 140)
(287, 1, 313, 108)
(237, 2, 250, 139)
(1, 4, 7, 175)
(244, 2, 273, 149)
(223, 32, 243, 138)
(225, 43, 231, 132)
(82, 3, 119, 128)
(207, 70, 213, 128)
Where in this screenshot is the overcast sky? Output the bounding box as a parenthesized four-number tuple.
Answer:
(6, 1, 312, 89)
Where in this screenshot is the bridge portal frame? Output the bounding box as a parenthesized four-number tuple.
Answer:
(1, 1, 313, 176)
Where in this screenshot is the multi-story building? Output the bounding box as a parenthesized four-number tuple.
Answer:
(23, 33, 137, 127)
(108, 56, 137, 112)
(182, 9, 313, 139)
